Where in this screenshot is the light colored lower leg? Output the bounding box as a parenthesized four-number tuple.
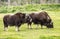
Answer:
(28, 25, 32, 29)
(36, 25, 39, 29)
(29, 25, 32, 29)
(15, 27, 19, 31)
(4, 27, 8, 31)
(41, 26, 43, 29)
(36, 25, 38, 29)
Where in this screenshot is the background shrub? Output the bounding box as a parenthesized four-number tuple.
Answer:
(0, 4, 60, 13)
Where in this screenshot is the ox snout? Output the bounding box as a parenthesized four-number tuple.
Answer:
(47, 22, 54, 28)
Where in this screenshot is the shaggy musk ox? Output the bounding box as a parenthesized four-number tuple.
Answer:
(28, 11, 53, 28)
(3, 12, 26, 31)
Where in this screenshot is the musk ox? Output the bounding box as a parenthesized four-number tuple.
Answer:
(3, 12, 26, 31)
(27, 11, 53, 28)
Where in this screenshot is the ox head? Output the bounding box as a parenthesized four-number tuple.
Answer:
(46, 21, 53, 28)
(46, 16, 54, 28)
(25, 14, 32, 23)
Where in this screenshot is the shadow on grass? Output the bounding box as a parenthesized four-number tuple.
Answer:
(2, 27, 54, 32)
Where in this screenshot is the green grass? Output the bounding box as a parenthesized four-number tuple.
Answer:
(0, 11, 60, 39)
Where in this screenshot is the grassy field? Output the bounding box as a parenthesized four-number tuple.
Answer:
(0, 11, 60, 39)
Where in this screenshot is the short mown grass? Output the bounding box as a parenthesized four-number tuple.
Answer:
(0, 11, 60, 39)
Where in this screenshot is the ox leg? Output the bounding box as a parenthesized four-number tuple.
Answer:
(28, 25, 30, 29)
(4, 25, 8, 31)
(15, 26, 20, 31)
(29, 25, 32, 29)
(15, 24, 21, 31)
(28, 24, 31, 29)
(41, 25, 43, 29)
(3, 21, 8, 31)
(28, 22, 32, 29)
(15, 22, 21, 31)
(36, 24, 39, 29)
